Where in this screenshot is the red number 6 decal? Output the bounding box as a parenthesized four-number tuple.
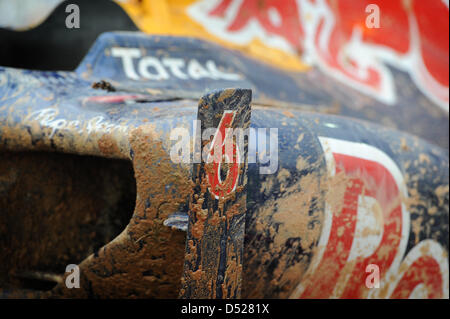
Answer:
(206, 110, 240, 199)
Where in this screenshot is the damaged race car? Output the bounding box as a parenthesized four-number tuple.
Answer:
(0, 0, 448, 299)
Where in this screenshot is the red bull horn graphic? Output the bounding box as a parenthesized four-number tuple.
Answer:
(189, 0, 449, 111)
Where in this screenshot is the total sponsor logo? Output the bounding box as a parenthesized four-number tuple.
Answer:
(110, 47, 242, 81)
(290, 137, 448, 299)
(188, 0, 449, 111)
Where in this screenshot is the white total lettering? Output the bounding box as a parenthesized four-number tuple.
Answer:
(138, 57, 170, 80)
(162, 58, 188, 79)
(111, 47, 241, 81)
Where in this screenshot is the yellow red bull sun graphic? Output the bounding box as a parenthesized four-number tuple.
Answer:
(115, 0, 449, 112)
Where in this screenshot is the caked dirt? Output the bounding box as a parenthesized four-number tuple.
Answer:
(50, 125, 192, 298)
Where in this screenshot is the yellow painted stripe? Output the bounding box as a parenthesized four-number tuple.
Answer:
(114, 0, 310, 72)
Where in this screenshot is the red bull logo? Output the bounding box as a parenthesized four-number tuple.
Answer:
(188, 0, 449, 111)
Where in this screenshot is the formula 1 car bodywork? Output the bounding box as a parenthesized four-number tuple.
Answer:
(0, 0, 448, 299)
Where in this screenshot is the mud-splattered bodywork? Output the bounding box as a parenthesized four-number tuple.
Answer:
(0, 32, 448, 298)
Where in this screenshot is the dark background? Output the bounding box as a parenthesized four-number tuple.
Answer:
(0, 0, 138, 71)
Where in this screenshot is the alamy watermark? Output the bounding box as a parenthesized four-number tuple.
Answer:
(365, 264, 380, 289)
(65, 4, 80, 29)
(65, 264, 80, 289)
